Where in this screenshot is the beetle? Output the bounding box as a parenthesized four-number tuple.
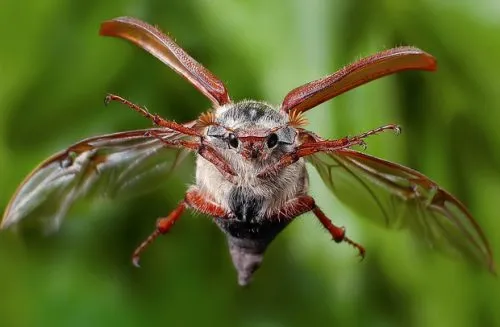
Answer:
(1, 17, 495, 286)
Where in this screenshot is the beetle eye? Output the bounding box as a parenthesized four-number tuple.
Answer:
(266, 133, 278, 148)
(228, 133, 239, 148)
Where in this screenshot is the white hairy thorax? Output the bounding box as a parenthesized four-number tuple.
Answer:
(194, 100, 309, 221)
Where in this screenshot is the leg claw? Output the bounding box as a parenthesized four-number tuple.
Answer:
(343, 235, 366, 261)
(132, 255, 141, 268)
(104, 94, 112, 106)
(357, 248, 366, 261)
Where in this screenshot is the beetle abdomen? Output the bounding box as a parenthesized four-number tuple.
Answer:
(215, 218, 291, 286)
(215, 217, 290, 240)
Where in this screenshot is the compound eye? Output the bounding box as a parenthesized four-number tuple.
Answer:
(266, 133, 278, 148)
(228, 133, 239, 148)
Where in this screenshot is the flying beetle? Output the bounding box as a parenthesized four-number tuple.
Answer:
(1, 17, 495, 286)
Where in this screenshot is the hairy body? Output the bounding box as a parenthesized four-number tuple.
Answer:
(191, 101, 309, 284)
(195, 101, 308, 221)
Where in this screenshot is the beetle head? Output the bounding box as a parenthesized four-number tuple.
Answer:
(205, 101, 298, 163)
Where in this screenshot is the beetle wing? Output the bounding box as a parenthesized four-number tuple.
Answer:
(100, 17, 231, 107)
(1, 127, 194, 233)
(308, 150, 495, 272)
(281, 47, 436, 114)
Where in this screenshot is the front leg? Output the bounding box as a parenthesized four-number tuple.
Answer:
(105, 94, 201, 137)
(105, 95, 238, 184)
(147, 130, 238, 184)
(258, 124, 400, 178)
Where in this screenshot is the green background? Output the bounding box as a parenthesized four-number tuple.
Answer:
(1, 1, 499, 326)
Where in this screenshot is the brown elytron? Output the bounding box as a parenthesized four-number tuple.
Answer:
(1, 17, 494, 286)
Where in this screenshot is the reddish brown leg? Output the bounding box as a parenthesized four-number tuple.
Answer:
(132, 201, 187, 267)
(195, 144, 238, 184)
(105, 94, 201, 137)
(147, 130, 238, 184)
(258, 137, 363, 178)
(258, 124, 401, 178)
(106, 95, 238, 183)
(273, 195, 316, 220)
(270, 195, 365, 258)
(185, 188, 234, 219)
(354, 123, 401, 139)
(312, 206, 366, 259)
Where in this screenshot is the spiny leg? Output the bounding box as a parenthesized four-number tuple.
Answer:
(349, 123, 401, 143)
(132, 201, 187, 267)
(270, 195, 365, 258)
(258, 137, 365, 178)
(311, 123, 401, 153)
(258, 124, 401, 179)
(185, 188, 234, 219)
(312, 206, 366, 259)
(274, 195, 316, 220)
(105, 93, 200, 137)
(147, 130, 238, 184)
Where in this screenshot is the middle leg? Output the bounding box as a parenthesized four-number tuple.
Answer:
(272, 195, 365, 258)
(185, 188, 234, 219)
(132, 200, 187, 267)
(312, 206, 366, 259)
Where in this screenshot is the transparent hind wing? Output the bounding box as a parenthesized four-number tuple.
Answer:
(308, 150, 495, 272)
(2, 127, 193, 233)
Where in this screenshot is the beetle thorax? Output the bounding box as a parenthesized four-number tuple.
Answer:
(194, 100, 308, 222)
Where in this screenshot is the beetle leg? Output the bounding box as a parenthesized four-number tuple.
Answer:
(105, 93, 201, 137)
(105, 95, 237, 183)
(131, 201, 187, 267)
(196, 143, 238, 184)
(257, 137, 363, 178)
(258, 124, 400, 178)
(312, 206, 366, 259)
(147, 131, 238, 184)
(351, 123, 401, 139)
(273, 195, 316, 220)
(185, 188, 234, 219)
(270, 195, 365, 258)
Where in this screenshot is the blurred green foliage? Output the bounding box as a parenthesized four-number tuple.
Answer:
(1, 1, 500, 326)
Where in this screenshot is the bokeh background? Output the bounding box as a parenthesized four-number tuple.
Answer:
(1, 1, 500, 326)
